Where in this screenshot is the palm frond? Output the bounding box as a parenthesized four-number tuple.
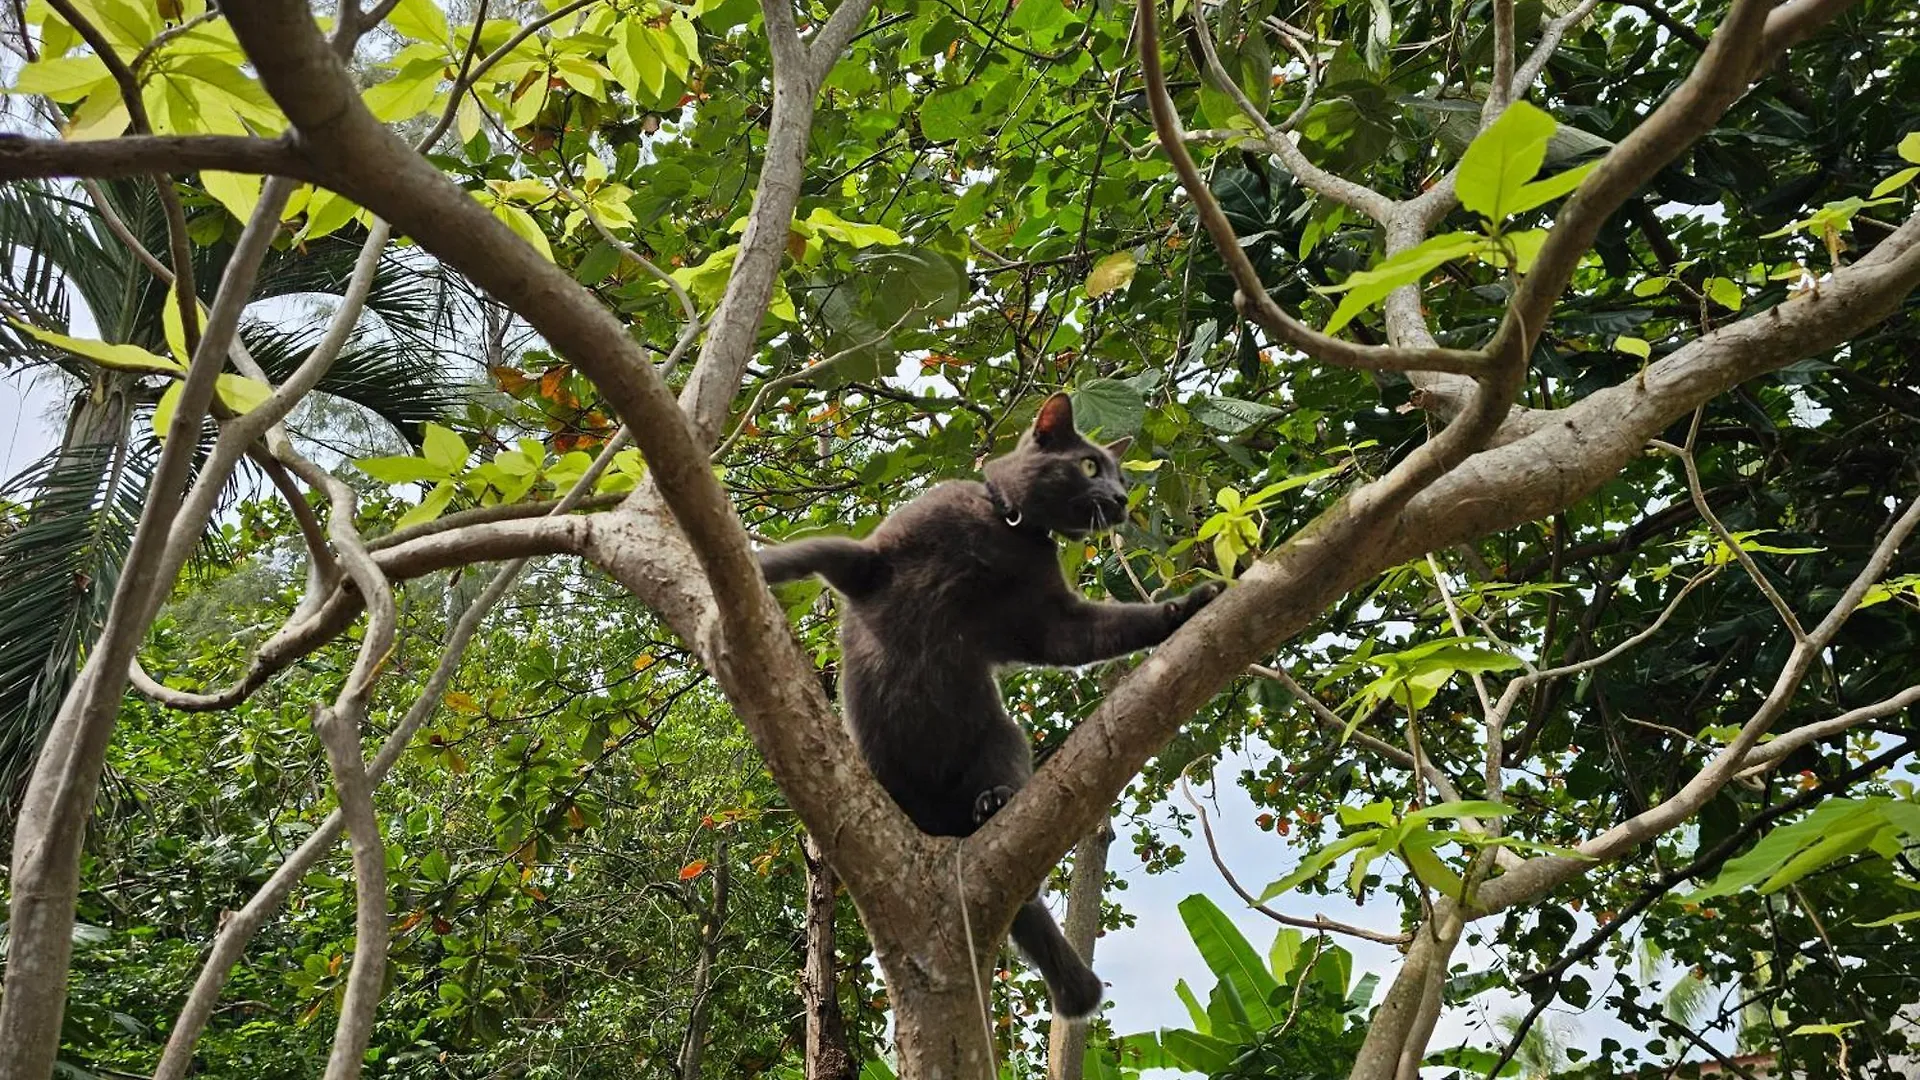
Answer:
(252, 227, 475, 362)
(0, 180, 158, 365)
(0, 435, 150, 813)
(241, 321, 467, 444)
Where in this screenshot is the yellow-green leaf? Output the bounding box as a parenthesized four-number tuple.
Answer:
(1455, 100, 1558, 225)
(162, 298, 191, 365)
(1320, 232, 1489, 335)
(1085, 251, 1137, 298)
(802, 207, 901, 247)
(201, 170, 262, 225)
(421, 423, 469, 473)
(1502, 159, 1600, 219)
(151, 381, 184, 440)
(491, 202, 554, 262)
(299, 188, 362, 242)
(1706, 276, 1743, 311)
(63, 88, 130, 141)
(213, 373, 273, 415)
(363, 58, 445, 122)
(1899, 132, 1920, 165)
(1869, 166, 1919, 199)
(389, 0, 450, 43)
(11, 55, 111, 100)
(668, 14, 700, 71)
(10, 320, 182, 374)
(394, 479, 458, 530)
(1614, 335, 1651, 360)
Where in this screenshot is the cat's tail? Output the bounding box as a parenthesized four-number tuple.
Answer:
(1011, 900, 1103, 1019)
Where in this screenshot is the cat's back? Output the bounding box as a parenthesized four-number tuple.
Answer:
(868, 479, 997, 553)
(851, 479, 1047, 627)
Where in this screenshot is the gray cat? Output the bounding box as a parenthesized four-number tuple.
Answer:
(758, 393, 1223, 1018)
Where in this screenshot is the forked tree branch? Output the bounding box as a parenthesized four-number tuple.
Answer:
(218, 0, 923, 907)
(152, 428, 639, 1079)
(1135, 0, 1488, 377)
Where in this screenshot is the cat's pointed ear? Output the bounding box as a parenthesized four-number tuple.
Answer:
(1104, 436, 1132, 459)
(1032, 392, 1076, 448)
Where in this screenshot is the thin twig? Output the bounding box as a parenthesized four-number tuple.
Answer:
(1178, 771, 1412, 945)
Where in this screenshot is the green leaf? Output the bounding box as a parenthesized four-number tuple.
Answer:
(1173, 978, 1210, 1033)
(9, 320, 183, 374)
(1502, 159, 1599, 218)
(1176, 894, 1283, 1029)
(1191, 394, 1285, 435)
(1790, 1022, 1863, 1038)
(1455, 101, 1559, 224)
(1899, 131, 1920, 165)
(1338, 799, 1397, 829)
(422, 423, 469, 473)
(1688, 800, 1888, 900)
(1071, 378, 1146, 438)
(1268, 927, 1302, 986)
(1258, 831, 1379, 899)
(1158, 1028, 1237, 1072)
(1398, 827, 1464, 898)
(355, 455, 452, 484)
(1869, 166, 1919, 199)
(1085, 251, 1137, 298)
(1320, 232, 1489, 335)
(395, 479, 458, 530)
(1402, 800, 1517, 824)
(1855, 910, 1920, 928)
(1615, 335, 1651, 360)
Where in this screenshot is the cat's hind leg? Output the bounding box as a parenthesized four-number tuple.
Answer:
(972, 785, 1016, 826)
(969, 778, 1102, 1019)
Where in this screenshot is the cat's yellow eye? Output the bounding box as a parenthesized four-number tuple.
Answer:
(1079, 457, 1099, 477)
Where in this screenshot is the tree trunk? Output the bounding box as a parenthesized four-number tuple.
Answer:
(890, 981, 999, 1080)
(802, 836, 858, 1080)
(1047, 821, 1113, 1080)
(678, 840, 729, 1080)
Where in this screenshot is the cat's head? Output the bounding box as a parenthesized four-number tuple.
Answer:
(982, 393, 1133, 538)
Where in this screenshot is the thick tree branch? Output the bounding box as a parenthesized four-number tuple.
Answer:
(0, 133, 318, 184)
(1737, 684, 1920, 777)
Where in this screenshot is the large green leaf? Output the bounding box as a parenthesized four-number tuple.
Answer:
(1177, 893, 1284, 1029)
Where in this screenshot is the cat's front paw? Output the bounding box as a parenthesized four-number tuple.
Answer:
(1162, 581, 1225, 625)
